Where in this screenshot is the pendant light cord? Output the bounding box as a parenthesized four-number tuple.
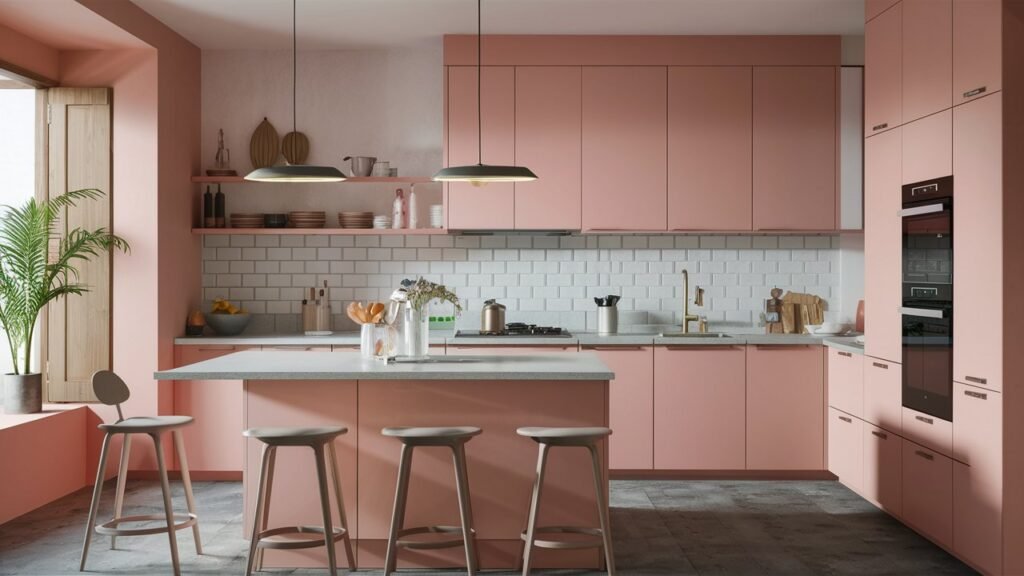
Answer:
(293, 0, 297, 137)
(477, 0, 482, 165)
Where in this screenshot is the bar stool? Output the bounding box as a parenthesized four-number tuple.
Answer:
(243, 426, 356, 576)
(517, 426, 615, 576)
(80, 371, 201, 576)
(382, 426, 481, 576)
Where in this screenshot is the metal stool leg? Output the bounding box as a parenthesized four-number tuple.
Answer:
(152, 433, 181, 576)
(110, 434, 132, 550)
(521, 443, 550, 576)
(80, 432, 113, 571)
(384, 443, 414, 576)
(589, 445, 616, 576)
(313, 444, 338, 576)
(245, 444, 275, 576)
(173, 431, 202, 555)
(452, 443, 478, 576)
(327, 442, 356, 570)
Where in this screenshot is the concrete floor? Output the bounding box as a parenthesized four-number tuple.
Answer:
(0, 479, 973, 576)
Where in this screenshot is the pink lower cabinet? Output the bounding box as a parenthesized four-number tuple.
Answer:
(863, 357, 902, 434)
(827, 347, 863, 418)
(583, 346, 654, 470)
(745, 345, 825, 470)
(902, 439, 953, 549)
(653, 346, 746, 470)
(173, 345, 253, 473)
(862, 423, 902, 516)
(827, 408, 862, 492)
(902, 406, 953, 457)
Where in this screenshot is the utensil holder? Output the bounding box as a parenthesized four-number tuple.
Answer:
(598, 306, 618, 335)
(361, 323, 394, 361)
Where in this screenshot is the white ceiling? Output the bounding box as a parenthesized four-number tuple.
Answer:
(0, 0, 147, 50)
(131, 0, 865, 51)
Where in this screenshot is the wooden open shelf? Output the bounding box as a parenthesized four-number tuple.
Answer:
(191, 175, 436, 184)
(192, 227, 448, 236)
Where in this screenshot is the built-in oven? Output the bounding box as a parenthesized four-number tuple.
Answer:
(900, 176, 953, 422)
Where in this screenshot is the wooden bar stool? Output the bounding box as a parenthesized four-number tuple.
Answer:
(80, 371, 201, 576)
(517, 426, 615, 576)
(243, 426, 356, 576)
(382, 426, 481, 576)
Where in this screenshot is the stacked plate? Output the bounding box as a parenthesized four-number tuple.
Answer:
(289, 211, 326, 229)
(429, 204, 444, 228)
(339, 211, 373, 229)
(373, 215, 392, 229)
(231, 213, 264, 228)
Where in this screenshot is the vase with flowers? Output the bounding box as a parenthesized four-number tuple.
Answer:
(400, 277, 462, 359)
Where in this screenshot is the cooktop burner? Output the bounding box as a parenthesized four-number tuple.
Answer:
(456, 323, 572, 338)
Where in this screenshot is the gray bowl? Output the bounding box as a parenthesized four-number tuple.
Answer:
(205, 313, 251, 336)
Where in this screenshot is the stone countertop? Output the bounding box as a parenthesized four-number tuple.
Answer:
(822, 336, 865, 355)
(154, 350, 614, 381)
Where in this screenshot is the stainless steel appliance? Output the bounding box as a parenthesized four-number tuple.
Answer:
(480, 299, 507, 334)
(456, 323, 572, 338)
(900, 176, 953, 422)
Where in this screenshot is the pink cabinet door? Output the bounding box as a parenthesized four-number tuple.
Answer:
(863, 357, 902, 434)
(827, 347, 864, 418)
(828, 408, 863, 492)
(515, 66, 582, 230)
(952, 382, 1002, 468)
(866, 3, 902, 136)
(902, 0, 953, 123)
(902, 439, 953, 549)
(902, 109, 952, 184)
(954, 459, 1003, 575)
(953, 0, 1001, 105)
(953, 93, 1002, 392)
(581, 66, 667, 231)
(446, 66, 515, 230)
(654, 346, 746, 470)
(584, 346, 654, 470)
(864, 127, 902, 363)
(902, 406, 953, 457)
(862, 423, 903, 516)
(173, 345, 252, 472)
(667, 66, 752, 231)
(752, 67, 836, 231)
(746, 345, 825, 470)
(867, 0, 901, 21)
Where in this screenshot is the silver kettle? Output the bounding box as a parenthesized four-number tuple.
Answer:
(481, 299, 506, 334)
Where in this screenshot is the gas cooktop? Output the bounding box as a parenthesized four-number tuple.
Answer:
(455, 323, 572, 338)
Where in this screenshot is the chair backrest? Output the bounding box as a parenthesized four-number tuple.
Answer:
(92, 370, 130, 420)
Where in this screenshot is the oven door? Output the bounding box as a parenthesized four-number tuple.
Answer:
(901, 306, 953, 421)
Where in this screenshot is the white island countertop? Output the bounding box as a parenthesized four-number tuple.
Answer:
(154, 350, 614, 381)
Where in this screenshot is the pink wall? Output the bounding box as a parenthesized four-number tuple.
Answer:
(0, 21, 59, 82)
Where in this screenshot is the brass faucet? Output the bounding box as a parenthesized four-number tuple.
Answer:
(681, 269, 704, 333)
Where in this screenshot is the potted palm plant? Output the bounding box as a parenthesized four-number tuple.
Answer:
(0, 189, 128, 413)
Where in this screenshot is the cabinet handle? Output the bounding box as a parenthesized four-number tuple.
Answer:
(965, 375, 987, 385)
(872, 362, 889, 369)
(915, 415, 934, 425)
(872, 122, 889, 131)
(753, 345, 816, 349)
(838, 351, 853, 357)
(915, 450, 935, 461)
(871, 430, 888, 440)
(838, 415, 853, 423)
(582, 346, 646, 351)
(664, 345, 740, 351)
(963, 86, 987, 99)
(964, 389, 988, 400)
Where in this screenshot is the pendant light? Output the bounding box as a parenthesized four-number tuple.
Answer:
(246, 0, 345, 182)
(433, 0, 537, 184)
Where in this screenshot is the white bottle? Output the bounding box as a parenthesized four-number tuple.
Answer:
(407, 186, 418, 229)
(392, 188, 404, 229)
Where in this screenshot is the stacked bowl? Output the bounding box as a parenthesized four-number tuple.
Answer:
(289, 211, 326, 229)
(339, 211, 373, 229)
(231, 213, 264, 228)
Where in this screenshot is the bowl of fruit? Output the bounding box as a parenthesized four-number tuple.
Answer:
(205, 298, 251, 336)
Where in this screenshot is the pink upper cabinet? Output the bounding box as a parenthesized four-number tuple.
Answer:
(867, 0, 901, 21)
(866, 2, 902, 136)
(667, 66, 752, 231)
(515, 66, 582, 230)
(446, 66, 515, 230)
(901, 109, 952, 184)
(752, 66, 836, 231)
(953, 0, 1002, 105)
(586, 346, 654, 471)
(581, 66, 667, 231)
(864, 128, 903, 363)
(902, 0, 953, 123)
(953, 93, 1002, 392)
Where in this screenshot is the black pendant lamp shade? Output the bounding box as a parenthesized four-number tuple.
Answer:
(245, 0, 345, 183)
(433, 0, 537, 185)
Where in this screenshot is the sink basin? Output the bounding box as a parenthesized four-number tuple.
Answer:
(658, 332, 732, 338)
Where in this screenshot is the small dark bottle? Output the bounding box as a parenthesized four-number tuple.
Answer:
(203, 185, 214, 228)
(214, 184, 226, 228)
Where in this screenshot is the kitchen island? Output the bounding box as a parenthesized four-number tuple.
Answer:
(155, 350, 613, 570)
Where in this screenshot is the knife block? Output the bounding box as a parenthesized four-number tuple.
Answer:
(303, 302, 332, 335)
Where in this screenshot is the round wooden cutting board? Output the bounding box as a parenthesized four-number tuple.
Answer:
(250, 117, 280, 168)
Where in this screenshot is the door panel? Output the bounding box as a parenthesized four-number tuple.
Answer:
(586, 346, 654, 470)
(953, 0, 1001, 105)
(954, 461, 1003, 574)
(902, 439, 953, 549)
(903, 0, 953, 123)
(862, 423, 902, 516)
(828, 408, 863, 491)
(864, 128, 903, 363)
(902, 109, 952, 184)
(863, 357, 902, 434)
(866, 3, 902, 136)
(827, 347, 863, 418)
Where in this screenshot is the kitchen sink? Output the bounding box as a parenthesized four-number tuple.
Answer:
(658, 332, 733, 338)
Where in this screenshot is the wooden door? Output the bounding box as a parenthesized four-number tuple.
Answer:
(745, 345, 825, 470)
(862, 423, 903, 516)
(953, 0, 1001, 105)
(45, 87, 112, 402)
(866, 2, 902, 136)
(581, 66, 667, 231)
(654, 346, 746, 470)
(667, 66, 752, 231)
(446, 66, 515, 230)
(902, 109, 952, 184)
(953, 93, 1002, 392)
(514, 66, 582, 229)
(828, 408, 863, 492)
(864, 127, 902, 363)
(903, 0, 953, 123)
(752, 66, 836, 231)
(585, 346, 654, 470)
(827, 347, 863, 418)
(902, 439, 954, 549)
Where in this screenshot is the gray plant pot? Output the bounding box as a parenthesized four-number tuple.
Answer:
(4, 373, 42, 414)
